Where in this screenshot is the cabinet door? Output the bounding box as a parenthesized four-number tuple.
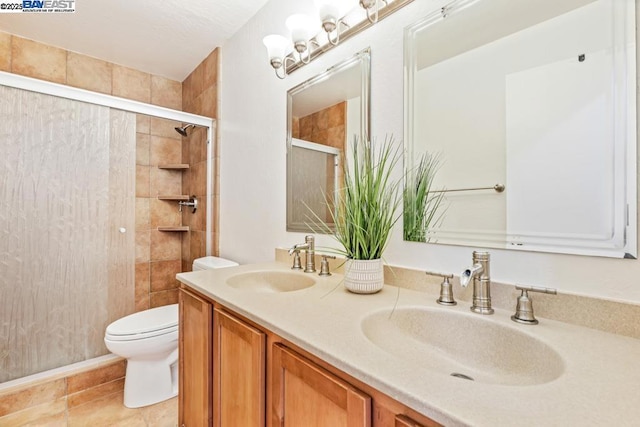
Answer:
(179, 289, 213, 427)
(271, 344, 371, 427)
(214, 308, 266, 427)
(395, 415, 424, 427)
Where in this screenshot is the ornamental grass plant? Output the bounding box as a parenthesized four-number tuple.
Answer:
(403, 152, 445, 242)
(311, 136, 403, 261)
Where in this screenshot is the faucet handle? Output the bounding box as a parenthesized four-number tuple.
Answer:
(290, 249, 303, 270)
(511, 285, 557, 325)
(318, 255, 336, 276)
(425, 271, 456, 306)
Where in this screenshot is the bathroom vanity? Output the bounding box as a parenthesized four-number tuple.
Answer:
(176, 262, 640, 426)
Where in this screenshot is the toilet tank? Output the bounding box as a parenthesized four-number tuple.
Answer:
(192, 256, 239, 271)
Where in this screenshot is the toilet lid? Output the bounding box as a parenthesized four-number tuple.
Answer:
(106, 304, 178, 339)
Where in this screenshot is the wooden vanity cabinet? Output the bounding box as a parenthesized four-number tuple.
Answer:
(213, 308, 266, 427)
(179, 286, 440, 427)
(271, 344, 371, 427)
(179, 288, 213, 427)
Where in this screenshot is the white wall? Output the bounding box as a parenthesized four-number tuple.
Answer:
(219, 0, 640, 304)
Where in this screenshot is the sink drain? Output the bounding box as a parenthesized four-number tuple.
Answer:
(450, 373, 474, 381)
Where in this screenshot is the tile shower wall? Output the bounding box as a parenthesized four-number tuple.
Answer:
(293, 101, 347, 150)
(181, 49, 220, 271)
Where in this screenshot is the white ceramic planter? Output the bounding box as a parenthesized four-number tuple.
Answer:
(344, 258, 384, 294)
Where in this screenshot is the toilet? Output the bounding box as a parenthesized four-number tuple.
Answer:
(104, 256, 239, 408)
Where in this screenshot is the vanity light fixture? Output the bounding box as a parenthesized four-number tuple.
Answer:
(315, 0, 356, 45)
(263, 34, 293, 80)
(263, 0, 415, 79)
(360, 0, 386, 24)
(286, 14, 319, 64)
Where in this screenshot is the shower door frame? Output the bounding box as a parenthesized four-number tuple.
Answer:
(0, 70, 216, 255)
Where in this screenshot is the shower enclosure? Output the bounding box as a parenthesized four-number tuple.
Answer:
(0, 76, 214, 385)
(0, 86, 136, 383)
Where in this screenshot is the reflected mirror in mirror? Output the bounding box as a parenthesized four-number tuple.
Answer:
(287, 48, 371, 233)
(404, 0, 636, 258)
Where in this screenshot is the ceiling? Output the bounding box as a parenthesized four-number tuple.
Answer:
(0, 0, 269, 81)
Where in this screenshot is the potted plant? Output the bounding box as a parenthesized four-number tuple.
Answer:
(403, 152, 445, 242)
(311, 136, 402, 294)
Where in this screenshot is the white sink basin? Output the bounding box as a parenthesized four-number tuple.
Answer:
(226, 270, 315, 293)
(361, 307, 564, 386)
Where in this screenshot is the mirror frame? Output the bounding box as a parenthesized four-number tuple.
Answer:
(403, 0, 637, 258)
(286, 48, 371, 233)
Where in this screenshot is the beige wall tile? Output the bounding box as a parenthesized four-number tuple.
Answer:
(0, 32, 10, 72)
(135, 231, 150, 263)
(11, 37, 66, 84)
(136, 114, 150, 134)
(181, 233, 191, 266)
(150, 230, 181, 261)
(189, 197, 206, 232)
(189, 231, 206, 262)
(200, 85, 217, 118)
(67, 360, 125, 394)
(135, 262, 150, 312)
(182, 71, 193, 106)
(150, 289, 179, 308)
(184, 94, 203, 115)
(135, 165, 150, 197)
(189, 127, 207, 164)
(327, 102, 346, 127)
(299, 116, 312, 140)
(68, 378, 124, 409)
(202, 49, 218, 89)
(150, 117, 182, 139)
(136, 133, 150, 166)
(150, 199, 181, 228)
(135, 197, 150, 231)
(112, 64, 151, 103)
(150, 136, 182, 165)
(0, 378, 65, 417)
(150, 260, 182, 292)
(190, 62, 204, 99)
(67, 52, 112, 94)
(150, 168, 182, 197)
(151, 75, 182, 110)
(189, 161, 207, 197)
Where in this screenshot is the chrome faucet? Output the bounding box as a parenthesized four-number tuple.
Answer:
(460, 251, 493, 314)
(288, 235, 316, 273)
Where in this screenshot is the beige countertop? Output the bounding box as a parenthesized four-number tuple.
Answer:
(177, 262, 640, 426)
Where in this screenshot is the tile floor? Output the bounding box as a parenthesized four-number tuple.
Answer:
(5, 392, 177, 427)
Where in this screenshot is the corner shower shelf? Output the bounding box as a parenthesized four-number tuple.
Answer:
(157, 195, 190, 201)
(157, 226, 190, 232)
(158, 164, 189, 170)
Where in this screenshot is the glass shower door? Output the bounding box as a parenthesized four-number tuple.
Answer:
(0, 86, 135, 382)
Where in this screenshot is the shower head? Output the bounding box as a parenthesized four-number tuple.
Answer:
(175, 124, 195, 137)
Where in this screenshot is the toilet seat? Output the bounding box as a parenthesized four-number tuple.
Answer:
(106, 304, 178, 342)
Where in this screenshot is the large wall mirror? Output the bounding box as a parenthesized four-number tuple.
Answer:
(287, 48, 371, 233)
(404, 0, 637, 258)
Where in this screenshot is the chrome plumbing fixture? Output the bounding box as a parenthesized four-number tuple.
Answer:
(288, 235, 316, 273)
(425, 271, 456, 306)
(319, 255, 336, 276)
(460, 251, 493, 314)
(174, 123, 195, 136)
(511, 285, 557, 325)
(178, 196, 198, 213)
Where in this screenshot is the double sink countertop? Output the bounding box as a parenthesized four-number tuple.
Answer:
(177, 262, 640, 426)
